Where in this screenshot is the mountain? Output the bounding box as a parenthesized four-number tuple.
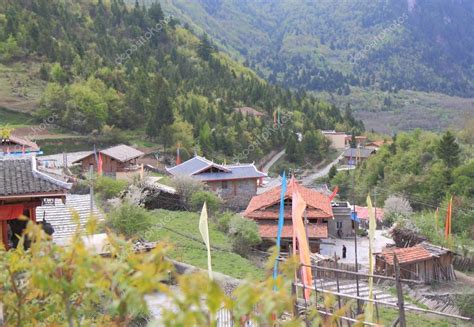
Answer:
(0, 0, 361, 162)
(159, 0, 474, 132)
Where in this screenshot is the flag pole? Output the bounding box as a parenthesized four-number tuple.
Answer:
(351, 147, 361, 313)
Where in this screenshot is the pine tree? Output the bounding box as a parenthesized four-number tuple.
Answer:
(197, 34, 214, 61)
(437, 131, 461, 168)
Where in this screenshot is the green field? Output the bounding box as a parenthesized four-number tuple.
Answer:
(142, 209, 264, 280)
(0, 107, 34, 127)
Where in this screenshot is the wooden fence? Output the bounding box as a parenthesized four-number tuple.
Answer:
(313, 261, 361, 279)
(453, 256, 474, 271)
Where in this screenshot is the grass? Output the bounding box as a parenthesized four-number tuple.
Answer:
(378, 307, 469, 326)
(0, 107, 34, 127)
(142, 209, 264, 280)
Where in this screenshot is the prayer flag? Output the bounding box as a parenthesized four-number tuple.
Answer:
(290, 176, 312, 300)
(273, 171, 287, 288)
(445, 197, 453, 241)
(199, 202, 213, 279)
(365, 194, 376, 323)
(97, 153, 103, 176)
(329, 185, 339, 201)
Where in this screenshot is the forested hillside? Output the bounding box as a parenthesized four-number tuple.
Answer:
(0, 0, 361, 162)
(160, 0, 474, 97)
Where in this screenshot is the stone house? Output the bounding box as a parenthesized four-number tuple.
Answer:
(166, 156, 266, 209)
(328, 202, 354, 238)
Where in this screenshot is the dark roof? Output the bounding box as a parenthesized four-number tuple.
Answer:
(166, 156, 265, 181)
(0, 157, 71, 197)
(343, 148, 375, 158)
(72, 145, 144, 164)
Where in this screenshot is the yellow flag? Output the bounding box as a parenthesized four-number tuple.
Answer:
(365, 194, 376, 323)
(199, 202, 213, 279)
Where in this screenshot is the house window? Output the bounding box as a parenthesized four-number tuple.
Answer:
(222, 181, 228, 189)
(336, 221, 343, 229)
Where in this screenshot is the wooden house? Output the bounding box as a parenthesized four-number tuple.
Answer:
(343, 148, 376, 165)
(0, 135, 41, 157)
(375, 242, 456, 283)
(243, 180, 333, 253)
(72, 144, 144, 178)
(0, 157, 71, 249)
(166, 155, 266, 209)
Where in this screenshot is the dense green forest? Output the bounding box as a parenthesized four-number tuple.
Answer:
(330, 126, 474, 246)
(0, 0, 362, 162)
(160, 0, 474, 97)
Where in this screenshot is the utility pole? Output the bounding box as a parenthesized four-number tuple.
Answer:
(351, 147, 361, 313)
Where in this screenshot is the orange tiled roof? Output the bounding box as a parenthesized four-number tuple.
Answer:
(355, 205, 384, 222)
(380, 244, 432, 265)
(258, 221, 328, 239)
(244, 181, 333, 220)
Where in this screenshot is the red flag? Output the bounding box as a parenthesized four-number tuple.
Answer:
(176, 146, 181, 165)
(445, 197, 453, 240)
(98, 153, 103, 176)
(22, 145, 25, 154)
(329, 185, 339, 201)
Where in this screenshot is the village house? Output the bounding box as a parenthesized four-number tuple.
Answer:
(0, 156, 72, 249)
(328, 202, 354, 238)
(342, 147, 376, 165)
(0, 134, 42, 157)
(365, 140, 391, 152)
(321, 130, 347, 149)
(72, 144, 144, 179)
(243, 180, 333, 253)
(375, 242, 456, 283)
(166, 155, 266, 209)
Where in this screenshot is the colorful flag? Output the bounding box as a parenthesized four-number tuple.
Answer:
(365, 194, 376, 323)
(199, 202, 213, 279)
(273, 171, 287, 288)
(290, 176, 312, 300)
(97, 153, 103, 176)
(176, 145, 181, 165)
(328, 185, 339, 201)
(445, 196, 453, 241)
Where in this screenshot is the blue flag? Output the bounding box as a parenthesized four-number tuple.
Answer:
(273, 171, 287, 289)
(351, 211, 360, 223)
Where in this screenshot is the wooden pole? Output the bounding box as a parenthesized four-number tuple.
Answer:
(394, 254, 407, 327)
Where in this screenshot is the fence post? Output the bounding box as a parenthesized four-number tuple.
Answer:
(394, 254, 406, 327)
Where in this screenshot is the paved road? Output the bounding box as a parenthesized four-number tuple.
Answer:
(261, 149, 285, 173)
(301, 151, 344, 185)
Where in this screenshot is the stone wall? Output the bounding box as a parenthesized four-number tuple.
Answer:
(207, 178, 258, 210)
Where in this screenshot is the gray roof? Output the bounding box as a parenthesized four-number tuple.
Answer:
(71, 145, 144, 164)
(0, 157, 72, 197)
(36, 194, 103, 243)
(101, 144, 144, 162)
(166, 156, 266, 181)
(344, 148, 375, 159)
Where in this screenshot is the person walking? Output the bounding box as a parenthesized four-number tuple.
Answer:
(342, 244, 347, 259)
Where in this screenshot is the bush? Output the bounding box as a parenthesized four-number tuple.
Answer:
(106, 202, 153, 238)
(190, 191, 222, 215)
(383, 195, 413, 227)
(228, 215, 261, 256)
(216, 211, 235, 233)
(171, 175, 204, 208)
(456, 294, 474, 319)
(94, 176, 128, 200)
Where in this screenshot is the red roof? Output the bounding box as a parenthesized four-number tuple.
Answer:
(355, 206, 384, 222)
(258, 221, 328, 239)
(379, 245, 432, 265)
(244, 181, 333, 220)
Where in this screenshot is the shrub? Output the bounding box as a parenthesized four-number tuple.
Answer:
(94, 176, 128, 200)
(228, 215, 261, 256)
(190, 191, 222, 215)
(456, 294, 474, 319)
(106, 202, 153, 238)
(216, 211, 235, 233)
(171, 175, 204, 208)
(383, 195, 413, 226)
